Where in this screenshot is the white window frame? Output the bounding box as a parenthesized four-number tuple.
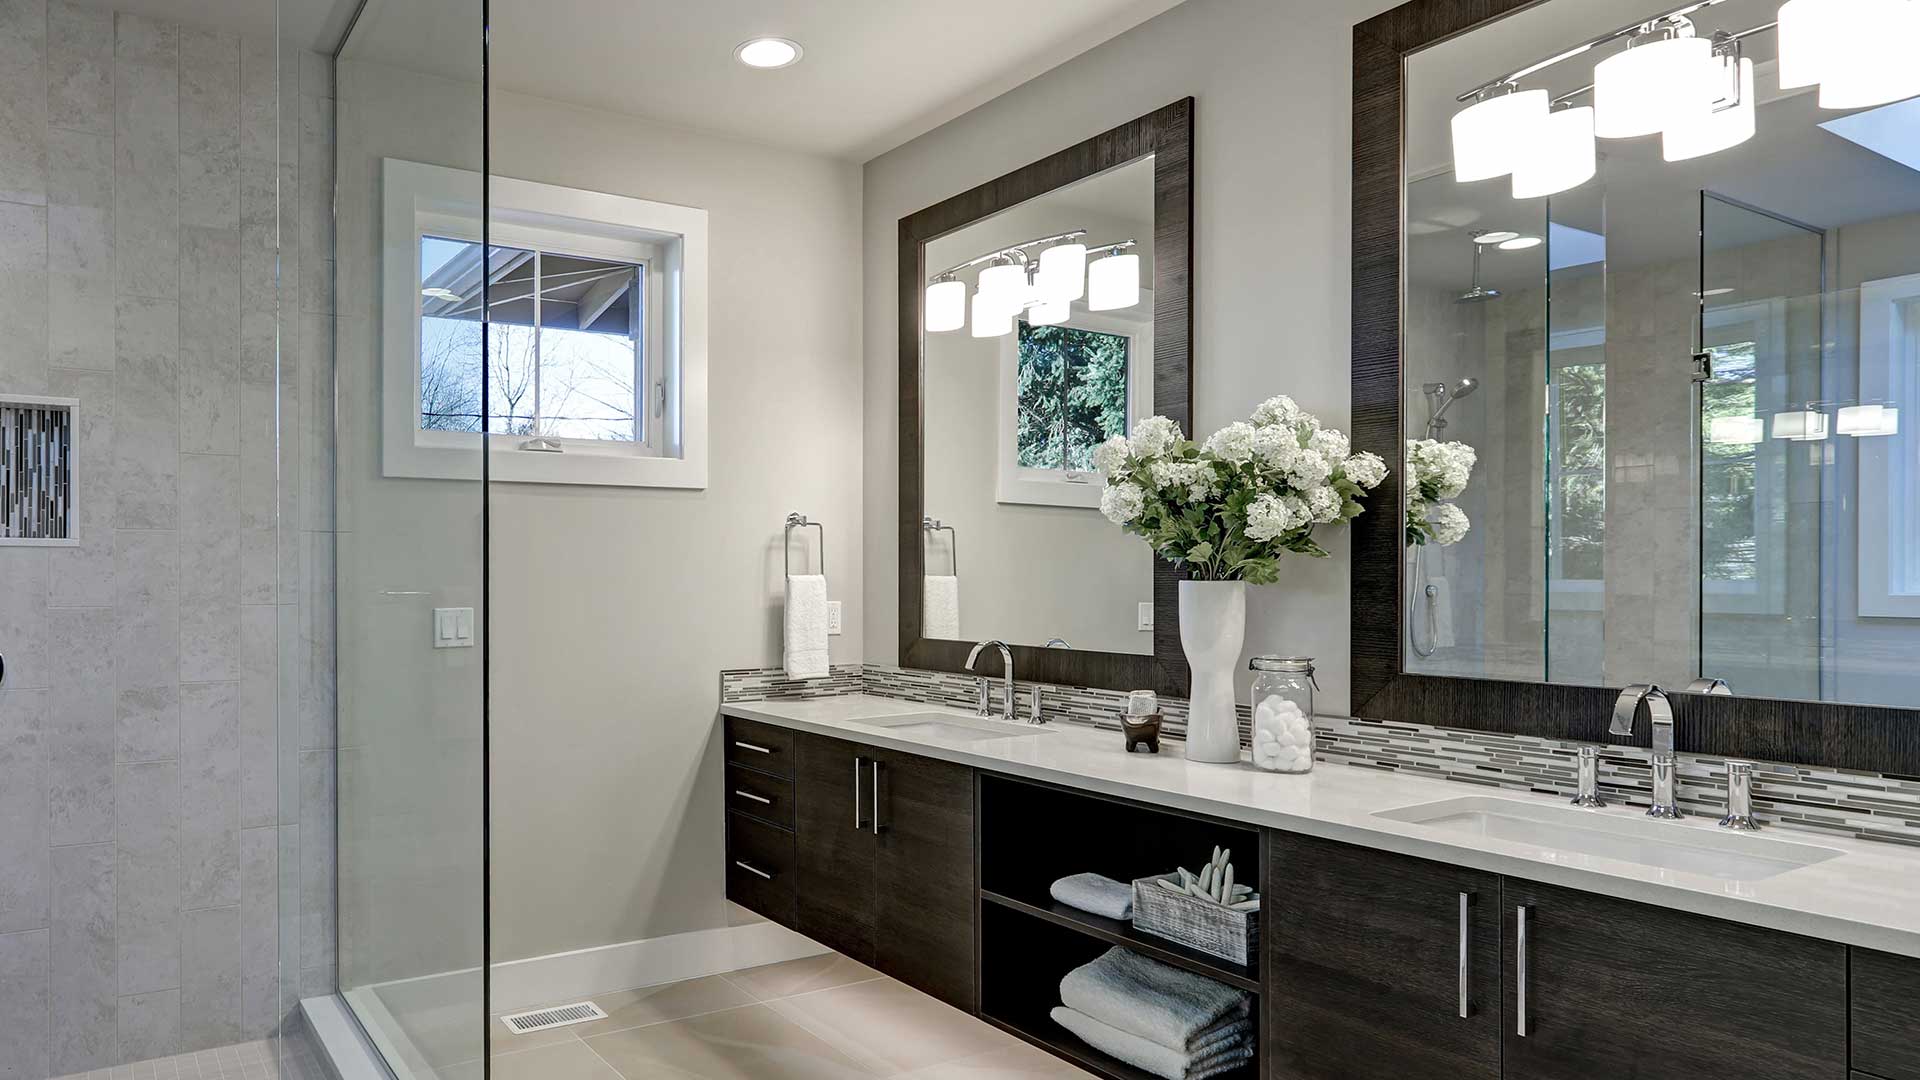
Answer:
(1857, 272, 1920, 617)
(381, 158, 708, 488)
(993, 292, 1153, 509)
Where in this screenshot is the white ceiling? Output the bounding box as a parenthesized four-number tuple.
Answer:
(341, 0, 1188, 161)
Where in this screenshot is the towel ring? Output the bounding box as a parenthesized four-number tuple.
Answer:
(784, 513, 824, 577)
(923, 516, 957, 575)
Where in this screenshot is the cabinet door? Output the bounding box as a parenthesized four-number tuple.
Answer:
(793, 733, 877, 964)
(1853, 947, 1920, 1080)
(874, 750, 977, 1010)
(1266, 831, 1502, 1080)
(1502, 879, 1846, 1080)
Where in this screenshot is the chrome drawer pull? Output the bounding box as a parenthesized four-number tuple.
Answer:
(733, 741, 774, 754)
(733, 789, 773, 805)
(853, 757, 865, 830)
(1516, 905, 1530, 1037)
(733, 860, 773, 881)
(1457, 892, 1471, 1019)
(871, 760, 883, 835)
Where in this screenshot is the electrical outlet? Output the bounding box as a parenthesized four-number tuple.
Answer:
(826, 600, 844, 635)
(1138, 602, 1155, 632)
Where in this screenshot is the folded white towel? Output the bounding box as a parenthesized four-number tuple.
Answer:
(1051, 1007, 1254, 1080)
(923, 574, 961, 639)
(1060, 947, 1251, 1053)
(1050, 873, 1134, 921)
(784, 575, 830, 680)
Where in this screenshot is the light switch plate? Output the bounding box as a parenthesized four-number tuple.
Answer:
(826, 600, 844, 635)
(434, 607, 475, 649)
(1138, 602, 1155, 632)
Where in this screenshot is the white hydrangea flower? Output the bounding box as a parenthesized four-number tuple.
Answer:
(1425, 501, 1470, 545)
(1342, 451, 1387, 489)
(1092, 435, 1131, 479)
(1203, 421, 1256, 464)
(1100, 482, 1147, 525)
(1306, 484, 1343, 524)
(1129, 415, 1183, 460)
(1284, 446, 1332, 490)
(1250, 395, 1300, 429)
(1245, 492, 1304, 541)
(1307, 428, 1350, 462)
(1407, 439, 1476, 499)
(1250, 425, 1298, 469)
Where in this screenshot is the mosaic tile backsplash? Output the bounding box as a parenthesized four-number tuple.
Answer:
(721, 664, 1920, 848)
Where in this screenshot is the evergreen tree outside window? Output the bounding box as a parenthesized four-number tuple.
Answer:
(1014, 322, 1130, 473)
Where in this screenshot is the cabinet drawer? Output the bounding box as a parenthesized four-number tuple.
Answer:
(724, 717, 795, 778)
(726, 811, 796, 927)
(726, 763, 795, 829)
(1855, 948, 1920, 1080)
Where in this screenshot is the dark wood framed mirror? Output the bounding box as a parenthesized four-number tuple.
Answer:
(1350, 0, 1920, 774)
(899, 99, 1195, 696)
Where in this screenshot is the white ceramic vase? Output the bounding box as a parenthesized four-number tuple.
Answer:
(1179, 579, 1247, 764)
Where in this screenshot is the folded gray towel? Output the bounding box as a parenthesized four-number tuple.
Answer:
(1060, 947, 1251, 1052)
(1050, 873, 1134, 920)
(1051, 1006, 1254, 1080)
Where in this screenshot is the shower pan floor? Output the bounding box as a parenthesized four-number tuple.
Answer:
(53, 1037, 329, 1080)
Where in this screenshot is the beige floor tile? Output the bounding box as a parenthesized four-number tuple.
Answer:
(765, 978, 1010, 1075)
(720, 953, 883, 1001)
(582, 1003, 879, 1080)
(441, 1041, 625, 1080)
(569, 975, 758, 1037)
(894, 1042, 1098, 1079)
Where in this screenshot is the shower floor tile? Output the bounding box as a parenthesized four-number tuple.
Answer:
(53, 1037, 327, 1080)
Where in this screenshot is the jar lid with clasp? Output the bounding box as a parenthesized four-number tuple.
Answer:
(1249, 656, 1319, 686)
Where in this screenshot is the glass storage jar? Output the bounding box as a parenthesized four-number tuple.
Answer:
(1249, 656, 1317, 773)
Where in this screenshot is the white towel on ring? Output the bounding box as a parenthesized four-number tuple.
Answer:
(784, 574, 830, 679)
(923, 574, 961, 639)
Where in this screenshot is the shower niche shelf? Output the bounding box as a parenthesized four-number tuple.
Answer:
(0, 395, 77, 546)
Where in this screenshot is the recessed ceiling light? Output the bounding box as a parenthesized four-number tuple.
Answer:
(1498, 235, 1543, 250)
(1474, 230, 1521, 244)
(735, 37, 802, 69)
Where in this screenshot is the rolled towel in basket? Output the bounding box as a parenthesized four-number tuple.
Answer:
(1049, 873, 1134, 921)
(1051, 1006, 1255, 1080)
(1060, 947, 1251, 1053)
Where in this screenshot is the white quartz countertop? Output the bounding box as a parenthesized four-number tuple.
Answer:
(722, 694, 1920, 959)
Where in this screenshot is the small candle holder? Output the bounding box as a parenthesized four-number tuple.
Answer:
(1122, 713, 1163, 753)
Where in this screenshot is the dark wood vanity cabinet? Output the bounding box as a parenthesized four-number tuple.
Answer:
(1500, 879, 1847, 1080)
(1266, 831, 1502, 1080)
(1854, 948, 1920, 1080)
(792, 733, 880, 964)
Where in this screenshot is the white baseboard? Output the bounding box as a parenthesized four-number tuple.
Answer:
(487, 914, 829, 1015)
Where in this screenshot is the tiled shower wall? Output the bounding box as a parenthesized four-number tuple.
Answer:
(0, 3, 336, 1075)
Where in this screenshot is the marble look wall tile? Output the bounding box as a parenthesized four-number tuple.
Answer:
(49, 264, 115, 373)
(112, 297, 179, 529)
(180, 681, 239, 910)
(46, 124, 111, 209)
(47, 608, 114, 847)
(48, 202, 108, 278)
(301, 532, 334, 750)
(112, 529, 178, 692)
(117, 986, 179, 1063)
(0, 689, 50, 935)
(180, 454, 240, 682)
(115, 759, 179, 995)
(238, 826, 277, 1040)
(113, 13, 178, 301)
(0, 201, 50, 394)
(47, 1, 113, 136)
(180, 149, 239, 230)
(50, 843, 115, 1074)
(298, 751, 333, 973)
(46, 368, 116, 606)
(180, 227, 241, 456)
(238, 606, 277, 829)
(0, 928, 51, 1080)
(0, 548, 49, 689)
(177, 29, 236, 163)
(236, 157, 279, 316)
(116, 684, 177, 764)
(0, 0, 48, 206)
(181, 904, 240, 1049)
(237, 36, 273, 164)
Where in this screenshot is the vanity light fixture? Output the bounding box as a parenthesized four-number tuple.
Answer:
(1593, 24, 1714, 139)
(1512, 104, 1597, 199)
(1665, 52, 1756, 160)
(1709, 415, 1765, 445)
(970, 291, 1011, 338)
(1087, 246, 1142, 311)
(1037, 243, 1088, 303)
(926, 231, 1139, 336)
(1838, 403, 1901, 436)
(734, 37, 803, 69)
(977, 261, 1029, 307)
(1497, 234, 1543, 250)
(1780, 0, 1920, 108)
(1028, 298, 1071, 326)
(1451, 87, 1549, 182)
(1772, 407, 1831, 441)
(925, 277, 966, 333)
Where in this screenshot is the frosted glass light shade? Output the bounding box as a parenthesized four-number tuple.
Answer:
(1594, 35, 1714, 138)
(1776, 0, 1836, 88)
(1028, 298, 1070, 326)
(1709, 416, 1765, 445)
(1451, 89, 1549, 182)
(977, 262, 1027, 303)
(970, 291, 1012, 338)
(1665, 57, 1755, 161)
(1817, 0, 1920, 108)
(1037, 243, 1087, 302)
(1838, 403, 1900, 435)
(1772, 408, 1830, 441)
(1512, 106, 1596, 199)
(925, 279, 966, 333)
(1088, 252, 1141, 311)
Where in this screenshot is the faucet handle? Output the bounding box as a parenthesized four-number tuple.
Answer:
(1570, 745, 1606, 807)
(1719, 760, 1761, 831)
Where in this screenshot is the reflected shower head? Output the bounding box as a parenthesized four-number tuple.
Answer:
(1450, 377, 1480, 400)
(1424, 377, 1480, 437)
(1458, 230, 1502, 303)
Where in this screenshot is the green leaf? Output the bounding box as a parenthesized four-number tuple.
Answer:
(1188, 540, 1214, 562)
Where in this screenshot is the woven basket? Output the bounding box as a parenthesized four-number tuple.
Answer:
(1131, 873, 1259, 966)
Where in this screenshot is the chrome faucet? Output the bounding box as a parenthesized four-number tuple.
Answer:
(1611, 683, 1681, 819)
(1570, 745, 1606, 807)
(1720, 760, 1761, 830)
(966, 640, 1015, 721)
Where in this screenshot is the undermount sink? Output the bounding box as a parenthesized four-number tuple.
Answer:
(861, 712, 1053, 742)
(1374, 795, 1844, 882)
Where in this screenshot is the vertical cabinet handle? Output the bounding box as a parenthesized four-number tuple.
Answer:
(1457, 892, 1472, 1019)
(1515, 905, 1530, 1038)
(871, 760, 884, 835)
(852, 756, 865, 830)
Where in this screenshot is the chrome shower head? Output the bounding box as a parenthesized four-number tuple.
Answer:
(1456, 283, 1501, 303)
(1450, 377, 1480, 400)
(1424, 377, 1480, 437)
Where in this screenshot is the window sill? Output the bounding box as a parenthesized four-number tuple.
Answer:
(384, 436, 707, 489)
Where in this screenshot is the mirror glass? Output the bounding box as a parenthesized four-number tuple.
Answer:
(921, 155, 1157, 654)
(1403, 0, 1920, 707)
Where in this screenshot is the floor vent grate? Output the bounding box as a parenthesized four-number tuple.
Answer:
(500, 1001, 609, 1035)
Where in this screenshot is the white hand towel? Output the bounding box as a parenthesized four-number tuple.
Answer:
(784, 574, 830, 680)
(923, 575, 961, 639)
(1050, 1007, 1254, 1080)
